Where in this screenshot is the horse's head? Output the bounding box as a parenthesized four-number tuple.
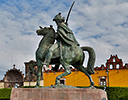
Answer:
(36, 25, 55, 36)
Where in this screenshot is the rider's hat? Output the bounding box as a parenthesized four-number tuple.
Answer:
(53, 13, 65, 22)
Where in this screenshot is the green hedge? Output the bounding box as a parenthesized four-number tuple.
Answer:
(0, 88, 12, 99)
(1, 86, 128, 100)
(23, 86, 43, 88)
(23, 86, 35, 88)
(78, 86, 128, 100)
(105, 87, 128, 100)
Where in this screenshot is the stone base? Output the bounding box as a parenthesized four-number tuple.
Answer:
(10, 88, 108, 100)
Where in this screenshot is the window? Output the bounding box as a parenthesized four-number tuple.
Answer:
(100, 79, 106, 86)
(99, 76, 107, 86)
(109, 65, 113, 69)
(60, 78, 66, 85)
(116, 64, 120, 69)
(113, 58, 115, 62)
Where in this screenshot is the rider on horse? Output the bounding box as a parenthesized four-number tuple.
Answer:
(43, 13, 80, 67)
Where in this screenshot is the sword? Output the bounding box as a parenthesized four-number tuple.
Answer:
(65, 1, 75, 25)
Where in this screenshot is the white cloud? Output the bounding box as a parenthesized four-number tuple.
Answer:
(69, 0, 128, 66)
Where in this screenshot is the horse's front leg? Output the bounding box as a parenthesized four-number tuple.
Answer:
(55, 61, 71, 85)
(35, 60, 42, 88)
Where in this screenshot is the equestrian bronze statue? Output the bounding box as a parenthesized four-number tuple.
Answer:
(29, 2, 96, 88)
(29, 14, 96, 88)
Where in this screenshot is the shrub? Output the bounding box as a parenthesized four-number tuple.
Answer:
(0, 88, 12, 99)
(78, 86, 128, 100)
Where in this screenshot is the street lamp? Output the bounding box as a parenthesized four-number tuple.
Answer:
(106, 68, 110, 100)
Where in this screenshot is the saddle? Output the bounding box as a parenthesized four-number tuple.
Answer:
(51, 44, 81, 60)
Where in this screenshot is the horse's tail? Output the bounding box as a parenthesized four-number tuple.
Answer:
(81, 46, 96, 75)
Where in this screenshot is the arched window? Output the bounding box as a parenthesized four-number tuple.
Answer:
(110, 65, 113, 69)
(116, 64, 120, 69)
(113, 58, 115, 62)
(99, 76, 107, 86)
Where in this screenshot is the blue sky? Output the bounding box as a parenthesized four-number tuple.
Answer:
(0, 0, 128, 80)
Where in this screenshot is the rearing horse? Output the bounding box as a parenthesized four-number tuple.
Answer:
(29, 25, 96, 88)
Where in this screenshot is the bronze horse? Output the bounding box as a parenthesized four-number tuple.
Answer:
(29, 25, 96, 87)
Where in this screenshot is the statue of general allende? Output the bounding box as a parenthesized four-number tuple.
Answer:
(29, 2, 96, 88)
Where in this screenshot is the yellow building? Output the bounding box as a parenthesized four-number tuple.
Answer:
(43, 55, 128, 87)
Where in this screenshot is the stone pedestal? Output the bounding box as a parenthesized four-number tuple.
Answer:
(10, 88, 108, 100)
